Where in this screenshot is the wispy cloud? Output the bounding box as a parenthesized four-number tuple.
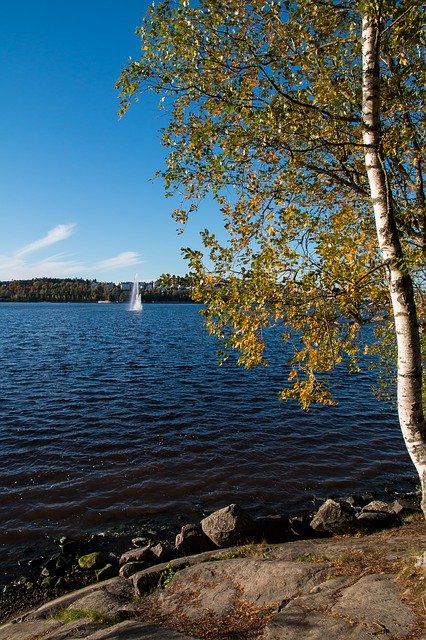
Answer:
(15, 223, 76, 257)
(0, 223, 142, 281)
(95, 252, 142, 270)
(32, 253, 88, 276)
(0, 251, 87, 280)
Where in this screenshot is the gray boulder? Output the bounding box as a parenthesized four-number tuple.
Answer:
(356, 500, 399, 528)
(310, 499, 358, 534)
(254, 514, 290, 542)
(200, 504, 257, 547)
(175, 523, 217, 554)
(391, 497, 421, 517)
(361, 500, 393, 513)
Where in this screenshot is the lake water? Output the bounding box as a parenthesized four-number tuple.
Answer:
(0, 303, 416, 561)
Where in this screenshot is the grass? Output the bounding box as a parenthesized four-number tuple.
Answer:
(159, 563, 178, 588)
(393, 547, 426, 640)
(402, 513, 424, 525)
(52, 608, 118, 625)
(212, 544, 269, 561)
(295, 552, 330, 563)
(295, 551, 358, 567)
(396, 548, 426, 611)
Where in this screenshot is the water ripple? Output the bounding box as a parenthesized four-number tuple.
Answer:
(0, 302, 415, 554)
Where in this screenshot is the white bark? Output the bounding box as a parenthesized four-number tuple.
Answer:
(362, 15, 426, 515)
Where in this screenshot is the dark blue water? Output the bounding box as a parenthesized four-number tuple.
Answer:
(0, 303, 415, 553)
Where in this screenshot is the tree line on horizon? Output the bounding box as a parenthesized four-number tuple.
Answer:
(0, 277, 194, 303)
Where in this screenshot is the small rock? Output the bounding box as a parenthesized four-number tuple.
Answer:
(27, 556, 44, 568)
(119, 545, 152, 566)
(54, 555, 69, 575)
(391, 498, 421, 516)
(88, 533, 105, 543)
(132, 537, 148, 547)
(78, 551, 108, 570)
(54, 577, 67, 589)
(150, 542, 172, 562)
(42, 554, 61, 575)
(343, 495, 366, 508)
(119, 561, 151, 578)
(95, 563, 118, 581)
(59, 536, 81, 554)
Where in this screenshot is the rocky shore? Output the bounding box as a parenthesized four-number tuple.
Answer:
(1, 491, 424, 638)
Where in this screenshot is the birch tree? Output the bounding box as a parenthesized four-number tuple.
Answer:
(117, 0, 426, 513)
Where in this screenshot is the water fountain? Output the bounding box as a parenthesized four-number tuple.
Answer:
(129, 274, 142, 312)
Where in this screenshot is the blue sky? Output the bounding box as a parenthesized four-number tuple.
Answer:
(0, 0, 215, 283)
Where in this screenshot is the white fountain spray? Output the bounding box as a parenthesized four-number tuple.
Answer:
(129, 274, 142, 312)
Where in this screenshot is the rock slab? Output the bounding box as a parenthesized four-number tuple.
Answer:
(1, 521, 424, 640)
(264, 573, 417, 639)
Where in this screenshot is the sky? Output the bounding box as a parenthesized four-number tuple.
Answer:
(0, 0, 217, 283)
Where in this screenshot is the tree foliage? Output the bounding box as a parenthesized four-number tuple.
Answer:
(117, 0, 425, 409)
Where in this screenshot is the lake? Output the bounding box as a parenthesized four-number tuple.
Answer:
(0, 302, 416, 563)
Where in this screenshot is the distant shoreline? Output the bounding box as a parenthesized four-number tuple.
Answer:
(0, 276, 195, 304)
(0, 297, 196, 304)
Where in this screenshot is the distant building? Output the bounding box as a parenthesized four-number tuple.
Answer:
(140, 281, 155, 290)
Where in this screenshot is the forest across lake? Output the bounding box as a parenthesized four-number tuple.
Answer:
(0, 277, 193, 303)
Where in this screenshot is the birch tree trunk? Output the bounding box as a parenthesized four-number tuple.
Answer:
(362, 14, 426, 515)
